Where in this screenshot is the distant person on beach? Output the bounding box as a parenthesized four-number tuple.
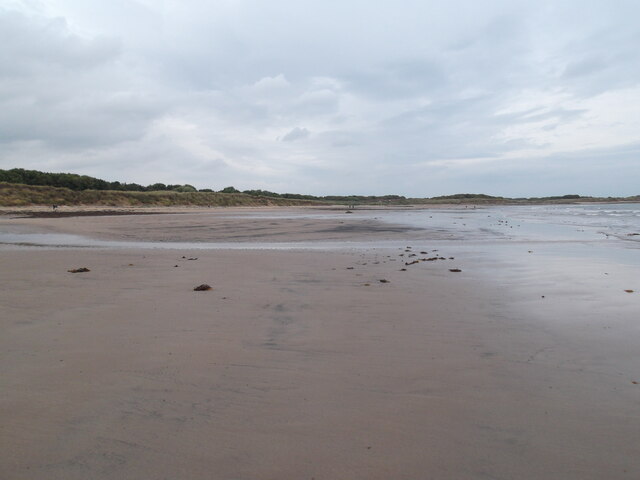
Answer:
(52, 204, 58, 211)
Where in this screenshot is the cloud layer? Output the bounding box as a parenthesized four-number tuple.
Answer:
(1, 1, 639, 196)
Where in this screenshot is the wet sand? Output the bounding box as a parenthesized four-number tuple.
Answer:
(1, 210, 638, 479)
(1, 207, 427, 243)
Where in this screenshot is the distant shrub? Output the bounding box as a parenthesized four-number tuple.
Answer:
(173, 185, 198, 193)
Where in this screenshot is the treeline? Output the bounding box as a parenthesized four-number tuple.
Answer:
(0, 168, 412, 203)
(0, 168, 203, 193)
(430, 193, 502, 200)
(0, 182, 320, 207)
(242, 188, 408, 203)
(519, 194, 582, 200)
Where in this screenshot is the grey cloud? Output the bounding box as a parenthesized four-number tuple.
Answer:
(1, 1, 639, 197)
(0, 8, 166, 148)
(292, 89, 340, 116)
(0, 11, 120, 76)
(495, 107, 588, 126)
(445, 143, 640, 198)
(281, 127, 310, 142)
(345, 59, 446, 100)
(563, 56, 607, 78)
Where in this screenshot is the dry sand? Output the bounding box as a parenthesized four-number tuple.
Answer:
(1, 210, 638, 479)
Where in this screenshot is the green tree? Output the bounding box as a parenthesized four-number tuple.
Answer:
(173, 184, 197, 192)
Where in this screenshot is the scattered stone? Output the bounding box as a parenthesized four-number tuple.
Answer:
(420, 251, 428, 254)
(379, 279, 390, 283)
(68, 267, 90, 273)
(624, 289, 634, 293)
(187, 257, 198, 261)
(449, 269, 462, 273)
(448, 257, 455, 260)
(193, 284, 212, 291)
(400, 268, 407, 271)
(346, 267, 354, 270)
(363, 283, 371, 286)
(632, 381, 638, 385)
(345, 210, 353, 214)
(174, 265, 179, 267)
(405, 260, 420, 266)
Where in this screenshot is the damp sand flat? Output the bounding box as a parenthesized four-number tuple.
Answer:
(1, 210, 639, 479)
(0, 206, 428, 244)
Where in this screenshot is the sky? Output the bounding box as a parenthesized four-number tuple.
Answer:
(1, 0, 639, 197)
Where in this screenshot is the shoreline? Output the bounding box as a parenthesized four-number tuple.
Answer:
(0, 203, 468, 219)
(2, 198, 639, 219)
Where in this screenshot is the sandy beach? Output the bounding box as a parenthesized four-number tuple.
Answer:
(1, 207, 638, 479)
(0, 206, 429, 243)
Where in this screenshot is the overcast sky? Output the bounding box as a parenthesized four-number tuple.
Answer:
(1, 0, 639, 196)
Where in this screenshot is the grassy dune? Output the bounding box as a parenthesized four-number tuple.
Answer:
(2, 182, 638, 208)
(0, 183, 321, 207)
